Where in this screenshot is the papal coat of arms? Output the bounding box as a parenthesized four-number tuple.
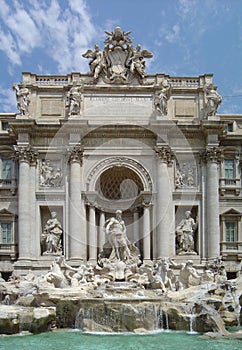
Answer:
(82, 26, 153, 84)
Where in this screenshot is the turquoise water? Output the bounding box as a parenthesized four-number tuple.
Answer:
(0, 330, 241, 350)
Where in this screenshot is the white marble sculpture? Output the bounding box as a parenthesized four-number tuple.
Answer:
(66, 82, 83, 116)
(82, 26, 153, 84)
(176, 211, 198, 255)
(206, 84, 222, 116)
(41, 212, 63, 255)
(170, 259, 202, 289)
(13, 83, 30, 117)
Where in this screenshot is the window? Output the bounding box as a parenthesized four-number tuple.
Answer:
(1, 122, 9, 131)
(1, 159, 12, 179)
(224, 159, 234, 179)
(225, 221, 237, 242)
(0, 223, 12, 244)
(227, 123, 233, 132)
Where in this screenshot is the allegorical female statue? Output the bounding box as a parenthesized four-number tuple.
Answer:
(41, 211, 63, 255)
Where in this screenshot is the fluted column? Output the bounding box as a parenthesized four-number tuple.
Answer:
(15, 146, 37, 260)
(88, 204, 97, 262)
(202, 147, 223, 259)
(155, 146, 175, 258)
(143, 202, 151, 261)
(99, 211, 106, 250)
(68, 144, 86, 260)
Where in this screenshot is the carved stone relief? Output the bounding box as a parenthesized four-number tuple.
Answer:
(175, 161, 197, 188)
(39, 159, 63, 187)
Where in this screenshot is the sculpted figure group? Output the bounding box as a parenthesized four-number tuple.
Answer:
(35, 210, 228, 294)
(82, 26, 153, 83)
(40, 160, 62, 187)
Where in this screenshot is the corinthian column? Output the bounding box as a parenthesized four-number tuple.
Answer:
(202, 147, 223, 259)
(15, 146, 38, 260)
(68, 144, 86, 261)
(155, 146, 175, 258)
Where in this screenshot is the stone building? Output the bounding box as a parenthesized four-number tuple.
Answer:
(0, 27, 241, 279)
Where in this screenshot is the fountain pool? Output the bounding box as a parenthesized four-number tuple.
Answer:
(0, 330, 241, 350)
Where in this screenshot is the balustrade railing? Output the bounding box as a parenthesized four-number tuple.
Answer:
(169, 78, 200, 87)
(36, 76, 69, 86)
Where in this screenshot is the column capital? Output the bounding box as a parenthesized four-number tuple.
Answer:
(14, 145, 38, 165)
(201, 146, 223, 164)
(154, 145, 175, 166)
(67, 144, 83, 164)
(142, 200, 152, 208)
(85, 192, 97, 208)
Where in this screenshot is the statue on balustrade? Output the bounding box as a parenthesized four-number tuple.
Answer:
(66, 82, 83, 116)
(82, 44, 105, 80)
(154, 79, 170, 115)
(13, 83, 30, 117)
(176, 211, 198, 255)
(206, 84, 222, 116)
(41, 211, 63, 255)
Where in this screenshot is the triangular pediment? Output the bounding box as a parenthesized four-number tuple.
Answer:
(0, 208, 16, 217)
(221, 208, 241, 216)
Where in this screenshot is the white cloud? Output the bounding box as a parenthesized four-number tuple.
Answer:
(0, 0, 98, 73)
(165, 24, 180, 43)
(0, 87, 17, 113)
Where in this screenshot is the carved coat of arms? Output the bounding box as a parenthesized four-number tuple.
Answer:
(82, 26, 153, 84)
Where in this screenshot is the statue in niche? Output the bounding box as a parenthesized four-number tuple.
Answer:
(104, 210, 132, 262)
(40, 160, 62, 187)
(205, 84, 222, 116)
(154, 80, 170, 115)
(13, 83, 30, 117)
(41, 211, 63, 255)
(176, 211, 198, 255)
(82, 44, 105, 80)
(66, 82, 83, 116)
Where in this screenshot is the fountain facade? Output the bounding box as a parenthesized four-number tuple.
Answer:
(0, 26, 241, 335)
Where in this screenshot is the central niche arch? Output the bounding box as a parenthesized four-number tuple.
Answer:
(87, 156, 152, 194)
(97, 166, 144, 200)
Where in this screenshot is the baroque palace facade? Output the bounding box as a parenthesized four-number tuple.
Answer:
(0, 27, 241, 278)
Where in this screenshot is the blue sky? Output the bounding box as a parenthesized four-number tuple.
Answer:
(0, 0, 242, 114)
